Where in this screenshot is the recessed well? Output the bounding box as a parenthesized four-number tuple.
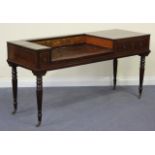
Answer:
(32, 34, 113, 61)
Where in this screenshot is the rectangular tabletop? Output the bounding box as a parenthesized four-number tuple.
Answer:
(7, 29, 150, 71)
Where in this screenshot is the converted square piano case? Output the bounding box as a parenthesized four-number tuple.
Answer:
(7, 29, 151, 126)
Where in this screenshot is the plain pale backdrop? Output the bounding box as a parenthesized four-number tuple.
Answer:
(0, 23, 154, 87)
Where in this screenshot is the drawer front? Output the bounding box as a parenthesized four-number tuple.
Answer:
(116, 36, 150, 52)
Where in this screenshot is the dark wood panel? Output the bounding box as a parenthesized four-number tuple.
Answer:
(8, 40, 50, 50)
(7, 43, 38, 69)
(116, 36, 150, 52)
(87, 29, 150, 40)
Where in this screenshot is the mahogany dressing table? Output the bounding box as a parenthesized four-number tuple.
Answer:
(7, 29, 151, 126)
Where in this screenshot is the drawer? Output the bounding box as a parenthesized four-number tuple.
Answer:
(116, 36, 150, 52)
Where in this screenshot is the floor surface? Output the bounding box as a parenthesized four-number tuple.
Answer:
(0, 86, 155, 131)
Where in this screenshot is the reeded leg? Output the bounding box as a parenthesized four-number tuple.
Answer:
(36, 75, 43, 127)
(12, 66, 18, 114)
(113, 58, 118, 90)
(139, 56, 145, 98)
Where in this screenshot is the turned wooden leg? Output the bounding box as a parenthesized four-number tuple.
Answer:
(36, 75, 43, 127)
(113, 58, 118, 90)
(139, 56, 145, 98)
(12, 66, 18, 114)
